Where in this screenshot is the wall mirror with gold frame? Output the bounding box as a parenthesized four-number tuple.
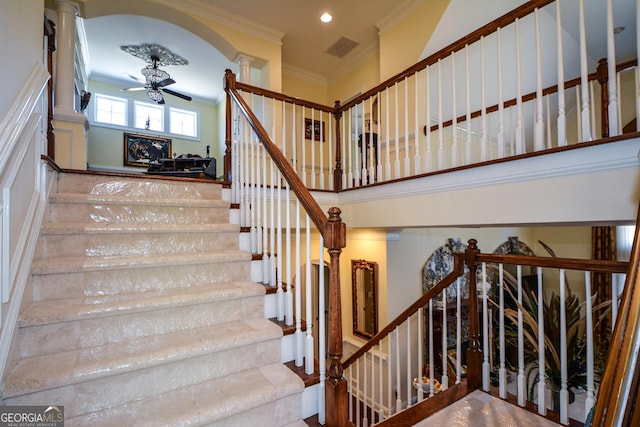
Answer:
(352, 259, 378, 339)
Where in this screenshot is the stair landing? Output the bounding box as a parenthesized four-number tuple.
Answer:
(413, 390, 560, 426)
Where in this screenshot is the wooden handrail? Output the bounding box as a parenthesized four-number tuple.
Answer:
(338, 0, 555, 111)
(474, 253, 629, 273)
(235, 80, 335, 114)
(225, 70, 328, 231)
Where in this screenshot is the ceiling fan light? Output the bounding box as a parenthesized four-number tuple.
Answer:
(147, 89, 164, 103)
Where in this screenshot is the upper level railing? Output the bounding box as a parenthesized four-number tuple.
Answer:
(224, 0, 639, 193)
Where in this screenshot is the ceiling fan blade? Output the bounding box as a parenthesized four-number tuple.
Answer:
(121, 87, 147, 92)
(126, 73, 144, 83)
(161, 88, 192, 101)
(157, 78, 175, 88)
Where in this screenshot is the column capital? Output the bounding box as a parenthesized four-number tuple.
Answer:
(55, 0, 80, 16)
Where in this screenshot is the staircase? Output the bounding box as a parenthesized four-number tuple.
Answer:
(1, 172, 305, 426)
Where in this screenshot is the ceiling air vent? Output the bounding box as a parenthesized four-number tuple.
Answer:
(326, 36, 359, 58)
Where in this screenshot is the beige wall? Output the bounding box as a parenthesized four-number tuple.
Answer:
(86, 80, 220, 174)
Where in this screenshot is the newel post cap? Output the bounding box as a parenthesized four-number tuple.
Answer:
(324, 207, 346, 250)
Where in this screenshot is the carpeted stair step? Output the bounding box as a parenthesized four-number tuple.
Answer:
(39, 222, 240, 258)
(31, 250, 251, 301)
(64, 363, 304, 427)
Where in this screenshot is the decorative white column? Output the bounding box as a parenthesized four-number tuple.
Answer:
(54, 0, 79, 115)
(236, 54, 254, 83)
(52, 0, 89, 170)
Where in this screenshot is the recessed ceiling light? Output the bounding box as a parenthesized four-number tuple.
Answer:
(320, 12, 333, 23)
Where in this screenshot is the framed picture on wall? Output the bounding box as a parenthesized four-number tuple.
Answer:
(304, 118, 325, 142)
(123, 133, 172, 167)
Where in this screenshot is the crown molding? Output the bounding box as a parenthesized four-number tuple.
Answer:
(376, 0, 425, 34)
(154, 0, 285, 45)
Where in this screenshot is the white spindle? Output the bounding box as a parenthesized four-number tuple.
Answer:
(457, 277, 463, 385)
(295, 199, 303, 366)
(250, 130, 257, 254)
(517, 265, 525, 407)
(559, 269, 569, 425)
(425, 67, 433, 172)
(617, 71, 623, 133)
(499, 263, 507, 399)
(482, 263, 490, 391)
(556, 0, 568, 147)
(576, 85, 583, 142)
(341, 109, 347, 189)
(277, 165, 284, 320)
(480, 37, 488, 161)
(497, 28, 505, 159)
(590, 81, 597, 139)
(394, 82, 400, 179)
(465, 45, 472, 164)
(347, 109, 353, 188)
(415, 74, 422, 173)
(515, 19, 524, 155)
(546, 95, 552, 149)
(404, 77, 410, 176)
(437, 59, 445, 169)
(418, 307, 424, 402)
(311, 108, 317, 188)
(451, 53, 459, 167)
(428, 299, 435, 398)
(537, 267, 547, 415)
(379, 341, 384, 420)
(441, 289, 448, 390)
(579, 0, 592, 141)
(348, 367, 353, 423)
(606, 0, 619, 136)
(363, 353, 368, 427)
(406, 318, 412, 407)
(305, 215, 314, 375)
(395, 327, 402, 412)
(301, 106, 307, 184)
(269, 149, 276, 287)
(535, 8, 545, 151)
(376, 92, 383, 182)
(360, 103, 366, 186)
(584, 271, 595, 420)
(385, 89, 392, 180)
(356, 358, 361, 424)
(388, 334, 393, 415)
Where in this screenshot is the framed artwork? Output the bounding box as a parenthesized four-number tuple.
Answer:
(304, 118, 325, 142)
(123, 133, 172, 167)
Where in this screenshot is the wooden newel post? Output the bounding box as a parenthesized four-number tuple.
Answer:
(223, 69, 235, 182)
(465, 239, 483, 389)
(324, 207, 350, 426)
(333, 101, 343, 191)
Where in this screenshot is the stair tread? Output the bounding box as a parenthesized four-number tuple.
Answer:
(20, 281, 265, 327)
(65, 363, 304, 427)
(50, 192, 228, 207)
(31, 250, 251, 274)
(4, 319, 283, 398)
(42, 222, 240, 234)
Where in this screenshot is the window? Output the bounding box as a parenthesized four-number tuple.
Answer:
(94, 94, 127, 126)
(170, 108, 197, 137)
(134, 102, 164, 132)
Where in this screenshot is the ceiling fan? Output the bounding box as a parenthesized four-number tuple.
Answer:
(120, 44, 192, 104)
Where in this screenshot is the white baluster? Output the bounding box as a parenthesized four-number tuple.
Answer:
(406, 317, 412, 407)
(356, 358, 361, 425)
(318, 237, 326, 424)
(418, 307, 424, 402)
(428, 299, 435, 398)
(559, 269, 569, 425)
(276, 168, 284, 321)
(348, 366, 353, 423)
(481, 37, 489, 161)
(499, 263, 507, 399)
(441, 289, 448, 390)
(451, 53, 458, 167)
(376, 92, 383, 182)
(517, 265, 525, 407)
(262, 132, 269, 285)
(482, 263, 490, 391)
(515, 19, 525, 155)
(305, 215, 314, 375)
(295, 200, 303, 366)
(385, 89, 392, 180)
(537, 267, 547, 415)
(576, 85, 583, 142)
(425, 67, 433, 172)
(379, 341, 384, 420)
(269, 152, 276, 287)
(395, 327, 402, 412)
(346, 110, 353, 189)
(579, 0, 592, 141)
(319, 110, 325, 189)
(607, 0, 619, 136)
(311, 108, 316, 188)
(361, 103, 366, 185)
(437, 60, 446, 168)
(535, 8, 545, 152)
(497, 28, 505, 159)
(363, 352, 368, 427)
(403, 77, 410, 177)
(341, 111, 347, 189)
(394, 82, 401, 179)
(457, 277, 462, 385)
(301, 106, 307, 185)
(556, 0, 568, 147)
(465, 45, 472, 164)
(546, 95, 552, 149)
(369, 98, 376, 183)
(584, 271, 595, 420)
(415, 74, 422, 173)
(388, 334, 393, 415)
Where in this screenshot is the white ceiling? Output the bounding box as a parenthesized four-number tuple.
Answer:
(82, 0, 414, 104)
(80, 0, 637, 106)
